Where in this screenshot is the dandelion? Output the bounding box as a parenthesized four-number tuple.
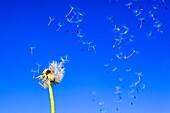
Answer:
(34, 57, 68, 113)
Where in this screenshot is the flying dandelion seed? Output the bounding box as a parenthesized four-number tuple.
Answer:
(34, 57, 68, 113)
(30, 46, 36, 56)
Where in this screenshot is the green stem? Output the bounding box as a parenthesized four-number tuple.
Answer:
(48, 81, 55, 113)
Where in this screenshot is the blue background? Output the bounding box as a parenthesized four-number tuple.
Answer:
(0, 0, 170, 113)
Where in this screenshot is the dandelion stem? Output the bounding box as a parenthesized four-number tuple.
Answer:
(48, 81, 55, 113)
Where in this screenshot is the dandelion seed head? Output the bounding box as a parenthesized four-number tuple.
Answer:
(35, 58, 67, 88)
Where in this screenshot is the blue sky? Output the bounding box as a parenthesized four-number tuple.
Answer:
(0, 0, 170, 113)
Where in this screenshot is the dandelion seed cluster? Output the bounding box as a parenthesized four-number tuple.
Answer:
(36, 58, 66, 88)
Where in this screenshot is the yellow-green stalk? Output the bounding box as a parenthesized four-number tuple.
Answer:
(48, 81, 55, 113)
